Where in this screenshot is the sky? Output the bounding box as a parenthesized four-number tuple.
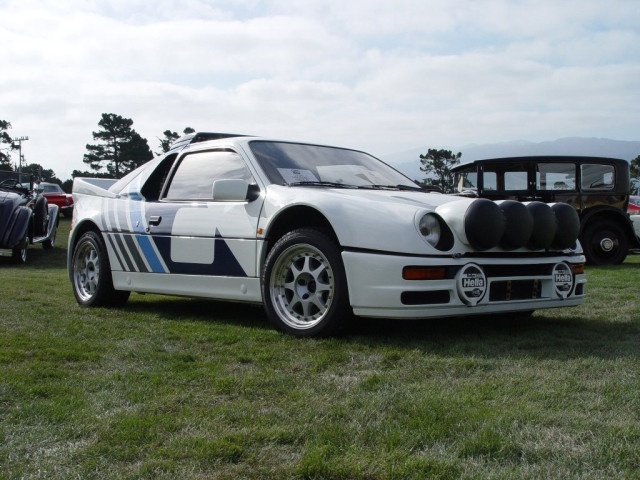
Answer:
(1, 0, 639, 180)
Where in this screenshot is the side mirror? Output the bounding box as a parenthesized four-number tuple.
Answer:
(211, 179, 260, 201)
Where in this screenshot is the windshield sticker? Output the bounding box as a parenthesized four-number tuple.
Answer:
(277, 168, 319, 184)
(316, 165, 390, 186)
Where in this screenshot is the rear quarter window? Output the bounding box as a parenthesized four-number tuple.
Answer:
(581, 164, 615, 191)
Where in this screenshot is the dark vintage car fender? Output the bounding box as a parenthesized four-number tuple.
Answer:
(0, 176, 59, 263)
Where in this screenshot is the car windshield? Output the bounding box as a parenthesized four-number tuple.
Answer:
(0, 170, 32, 191)
(42, 184, 61, 193)
(249, 141, 419, 190)
(453, 167, 478, 193)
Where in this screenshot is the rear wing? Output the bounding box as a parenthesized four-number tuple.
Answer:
(72, 177, 119, 198)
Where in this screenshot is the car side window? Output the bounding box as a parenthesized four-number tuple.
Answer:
(536, 163, 576, 191)
(581, 164, 614, 191)
(454, 168, 477, 193)
(141, 154, 178, 200)
(165, 150, 255, 200)
(483, 163, 529, 192)
(483, 171, 497, 190)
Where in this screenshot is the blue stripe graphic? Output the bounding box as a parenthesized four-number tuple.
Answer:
(136, 235, 165, 273)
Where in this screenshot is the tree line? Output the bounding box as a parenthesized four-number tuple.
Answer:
(1, 114, 194, 191)
(2, 115, 640, 194)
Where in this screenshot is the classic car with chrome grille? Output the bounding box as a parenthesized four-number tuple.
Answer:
(68, 133, 586, 336)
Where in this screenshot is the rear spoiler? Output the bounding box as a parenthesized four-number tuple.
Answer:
(72, 177, 119, 198)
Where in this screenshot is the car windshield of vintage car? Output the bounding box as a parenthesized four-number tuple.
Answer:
(453, 167, 477, 193)
(0, 170, 32, 191)
(250, 141, 418, 189)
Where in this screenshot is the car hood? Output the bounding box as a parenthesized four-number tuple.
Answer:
(263, 185, 581, 256)
(263, 185, 476, 255)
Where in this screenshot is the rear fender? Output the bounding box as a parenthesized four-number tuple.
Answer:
(1, 206, 31, 248)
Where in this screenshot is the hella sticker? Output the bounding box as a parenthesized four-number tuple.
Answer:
(552, 263, 573, 299)
(456, 263, 487, 306)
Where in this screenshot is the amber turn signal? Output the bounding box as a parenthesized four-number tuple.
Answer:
(403, 266, 446, 280)
(571, 263, 585, 275)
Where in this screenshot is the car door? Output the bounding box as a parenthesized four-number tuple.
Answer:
(141, 148, 264, 297)
(533, 161, 579, 209)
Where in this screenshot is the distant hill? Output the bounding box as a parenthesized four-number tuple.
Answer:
(382, 137, 640, 181)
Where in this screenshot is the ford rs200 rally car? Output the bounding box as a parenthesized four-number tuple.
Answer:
(68, 133, 586, 336)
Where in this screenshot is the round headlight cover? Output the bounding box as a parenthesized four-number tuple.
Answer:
(418, 213, 442, 248)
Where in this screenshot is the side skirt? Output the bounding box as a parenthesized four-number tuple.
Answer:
(111, 271, 263, 303)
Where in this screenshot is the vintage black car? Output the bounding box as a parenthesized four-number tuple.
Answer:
(452, 156, 639, 265)
(0, 170, 59, 263)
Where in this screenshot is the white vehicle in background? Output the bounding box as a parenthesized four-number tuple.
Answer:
(68, 133, 586, 336)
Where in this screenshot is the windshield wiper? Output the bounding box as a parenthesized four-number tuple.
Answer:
(357, 184, 424, 191)
(287, 181, 354, 188)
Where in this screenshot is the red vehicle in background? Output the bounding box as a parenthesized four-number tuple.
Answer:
(40, 182, 73, 218)
(629, 195, 640, 215)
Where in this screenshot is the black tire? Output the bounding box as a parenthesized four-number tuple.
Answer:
(33, 197, 48, 237)
(582, 221, 629, 265)
(12, 237, 27, 264)
(71, 231, 130, 307)
(42, 223, 57, 249)
(262, 228, 350, 337)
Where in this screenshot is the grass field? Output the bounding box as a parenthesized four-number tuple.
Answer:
(1, 219, 639, 479)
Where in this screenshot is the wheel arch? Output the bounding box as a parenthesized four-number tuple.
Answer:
(262, 205, 340, 266)
(580, 207, 639, 248)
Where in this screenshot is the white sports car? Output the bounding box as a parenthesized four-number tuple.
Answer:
(68, 133, 586, 336)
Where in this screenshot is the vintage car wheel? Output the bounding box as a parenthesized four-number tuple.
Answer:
(72, 231, 130, 307)
(263, 228, 350, 336)
(43, 224, 57, 249)
(11, 238, 28, 264)
(33, 196, 48, 237)
(582, 221, 628, 265)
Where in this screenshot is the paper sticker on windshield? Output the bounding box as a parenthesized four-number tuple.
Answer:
(278, 168, 318, 184)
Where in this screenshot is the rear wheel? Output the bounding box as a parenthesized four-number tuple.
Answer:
(72, 231, 130, 307)
(33, 197, 48, 237)
(582, 221, 628, 265)
(262, 228, 350, 336)
(43, 223, 57, 249)
(12, 237, 28, 264)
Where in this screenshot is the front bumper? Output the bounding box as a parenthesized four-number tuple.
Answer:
(342, 251, 586, 319)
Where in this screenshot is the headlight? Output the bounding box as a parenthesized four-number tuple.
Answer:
(418, 213, 442, 248)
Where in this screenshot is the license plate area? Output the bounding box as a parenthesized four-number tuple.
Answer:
(489, 279, 542, 301)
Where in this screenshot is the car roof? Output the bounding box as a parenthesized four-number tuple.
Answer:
(169, 132, 253, 151)
(452, 155, 628, 171)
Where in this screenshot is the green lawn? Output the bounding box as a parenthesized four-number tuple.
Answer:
(1, 219, 638, 479)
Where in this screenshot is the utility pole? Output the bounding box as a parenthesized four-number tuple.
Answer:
(13, 136, 29, 176)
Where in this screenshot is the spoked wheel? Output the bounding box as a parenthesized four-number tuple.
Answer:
(72, 231, 130, 307)
(263, 229, 350, 336)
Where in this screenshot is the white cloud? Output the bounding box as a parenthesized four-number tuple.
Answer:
(1, 0, 639, 178)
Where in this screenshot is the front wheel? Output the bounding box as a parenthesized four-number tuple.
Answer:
(71, 231, 130, 307)
(262, 228, 350, 337)
(582, 221, 629, 265)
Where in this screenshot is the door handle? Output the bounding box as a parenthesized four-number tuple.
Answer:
(149, 215, 162, 226)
